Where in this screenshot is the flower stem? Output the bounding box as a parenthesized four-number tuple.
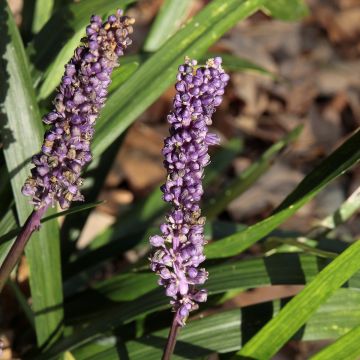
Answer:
(0, 206, 48, 292)
(162, 314, 181, 360)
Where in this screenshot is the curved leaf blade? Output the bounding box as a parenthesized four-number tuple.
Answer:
(0, 2, 63, 347)
(204, 125, 302, 219)
(72, 289, 360, 360)
(310, 324, 360, 360)
(205, 129, 360, 259)
(143, 0, 193, 52)
(235, 238, 360, 359)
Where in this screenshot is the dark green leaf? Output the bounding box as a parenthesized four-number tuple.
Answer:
(205, 129, 360, 259)
(72, 289, 360, 360)
(0, 201, 103, 248)
(235, 238, 360, 359)
(310, 324, 360, 360)
(204, 126, 302, 219)
(0, 205, 17, 263)
(0, 2, 63, 347)
(7, 279, 35, 327)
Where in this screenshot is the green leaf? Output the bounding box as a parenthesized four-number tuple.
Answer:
(72, 289, 360, 360)
(0, 2, 63, 347)
(29, 0, 138, 98)
(235, 238, 360, 359)
(318, 185, 360, 231)
(42, 200, 104, 223)
(44, 252, 360, 357)
(0, 201, 103, 250)
(92, 0, 267, 158)
(66, 253, 360, 310)
(108, 61, 140, 96)
(203, 52, 274, 77)
(267, 237, 338, 259)
(310, 324, 360, 360)
(204, 126, 302, 219)
(7, 279, 35, 328)
(143, 0, 193, 52)
(32, 0, 54, 33)
(261, 0, 309, 21)
(0, 205, 17, 264)
(205, 129, 360, 259)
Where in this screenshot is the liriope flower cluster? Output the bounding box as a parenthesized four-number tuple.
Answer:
(22, 10, 134, 209)
(150, 57, 229, 325)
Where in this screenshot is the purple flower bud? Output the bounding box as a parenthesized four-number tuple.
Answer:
(150, 57, 229, 325)
(150, 235, 164, 247)
(21, 10, 134, 209)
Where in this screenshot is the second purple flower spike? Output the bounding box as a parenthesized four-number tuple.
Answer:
(150, 57, 229, 326)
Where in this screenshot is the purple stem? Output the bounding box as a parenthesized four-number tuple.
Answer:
(162, 313, 181, 360)
(0, 205, 48, 292)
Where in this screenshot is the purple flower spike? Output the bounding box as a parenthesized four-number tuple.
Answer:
(22, 10, 134, 209)
(150, 57, 229, 326)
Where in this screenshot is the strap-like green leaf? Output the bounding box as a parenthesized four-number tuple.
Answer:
(143, 0, 193, 52)
(204, 126, 302, 219)
(235, 238, 360, 359)
(71, 289, 360, 360)
(202, 52, 274, 77)
(66, 253, 360, 309)
(310, 324, 360, 360)
(318, 185, 360, 231)
(261, 0, 309, 21)
(0, 2, 63, 347)
(43, 252, 360, 358)
(205, 129, 360, 259)
(32, 0, 54, 33)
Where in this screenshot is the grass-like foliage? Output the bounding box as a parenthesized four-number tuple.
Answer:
(0, 0, 359, 359)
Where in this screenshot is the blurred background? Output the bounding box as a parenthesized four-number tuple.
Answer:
(3, 0, 360, 358)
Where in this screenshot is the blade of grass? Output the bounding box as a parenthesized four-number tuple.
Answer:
(43, 252, 360, 358)
(0, 205, 17, 263)
(261, 0, 309, 21)
(7, 279, 35, 328)
(32, 0, 54, 33)
(71, 289, 360, 360)
(310, 324, 360, 360)
(204, 126, 302, 219)
(235, 238, 360, 359)
(65, 253, 360, 311)
(0, 201, 103, 248)
(143, 0, 193, 52)
(205, 129, 360, 259)
(267, 237, 338, 259)
(318, 185, 360, 231)
(201, 52, 274, 77)
(0, 2, 63, 347)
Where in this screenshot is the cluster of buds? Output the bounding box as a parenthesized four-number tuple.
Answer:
(22, 10, 134, 209)
(150, 57, 229, 325)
